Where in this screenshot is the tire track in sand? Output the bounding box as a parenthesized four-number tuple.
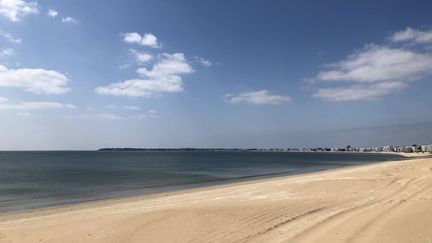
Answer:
(346, 179, 432, 242)
(287, 177, 418, 242)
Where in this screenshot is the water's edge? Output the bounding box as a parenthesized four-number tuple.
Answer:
(0, 152, 408, 214)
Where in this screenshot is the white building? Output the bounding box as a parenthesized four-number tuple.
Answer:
(382, 146, 394, 152)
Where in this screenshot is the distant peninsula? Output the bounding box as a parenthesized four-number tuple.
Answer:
(97, 148, 252, 152)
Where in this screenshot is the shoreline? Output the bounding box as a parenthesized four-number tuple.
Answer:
(0, 152, 411, 215)
(380, 151, 432, 157)
(1, 156, 432, 242)
(0, 157, 397, 215)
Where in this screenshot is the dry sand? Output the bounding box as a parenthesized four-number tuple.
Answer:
(1, 156, 432, 243)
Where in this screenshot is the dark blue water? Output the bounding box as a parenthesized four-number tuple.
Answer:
(0, 151, 405, 213)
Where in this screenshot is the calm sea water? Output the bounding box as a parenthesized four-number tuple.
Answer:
(0, 151, 405, 213)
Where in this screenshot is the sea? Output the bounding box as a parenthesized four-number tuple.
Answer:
(0, 151, 406, 213)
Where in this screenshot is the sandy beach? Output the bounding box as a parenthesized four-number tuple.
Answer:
(1, 156, 432, 243)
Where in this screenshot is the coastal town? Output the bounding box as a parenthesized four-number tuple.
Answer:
(99, 144, 432, 153)
(271, 144, 432, 153)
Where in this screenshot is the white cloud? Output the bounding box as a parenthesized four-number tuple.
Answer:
(130, 49, 153, 64)
(95, 78, 182, 97)
(313, 81, 408, 101)
(141, 33, 158, 47)
(123, 32, 141, 44)
(96, 113, 125, 120)
(78, 113, 135, 120)
(123, 105, 141, 110)
(0, 65, 70, 94)
(47, 9, 57, 18)
(96, 53, 193, 97)
(123, 32, 160, 48)
(62, 16, 77, 24)
(0, 97, 75, 110)
(105, 105, 141, 111)
(0, 0, 38, 21)
(136, 53, 193, 78)
(316, 45, 432, 83)
(224, 90, 291, 105)
(390, 27, 432, 45)
(194, 56, 212, 67)
(78, 110, 157, 120)
(0, 29, 22, 44)
(313, 43, 432, 101)
(0, 48, 14, 57)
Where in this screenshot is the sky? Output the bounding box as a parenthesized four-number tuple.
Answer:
(0, 0, 432, 150)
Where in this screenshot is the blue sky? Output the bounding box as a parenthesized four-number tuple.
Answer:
(0, 0, 432, 149)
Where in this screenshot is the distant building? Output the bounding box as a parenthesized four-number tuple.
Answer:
(423, 144, 432, 152)
(382, 146, 394, 152)
(402, 146, 413, 153)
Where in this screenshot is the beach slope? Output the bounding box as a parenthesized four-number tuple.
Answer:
(1, 157, 432, 242)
